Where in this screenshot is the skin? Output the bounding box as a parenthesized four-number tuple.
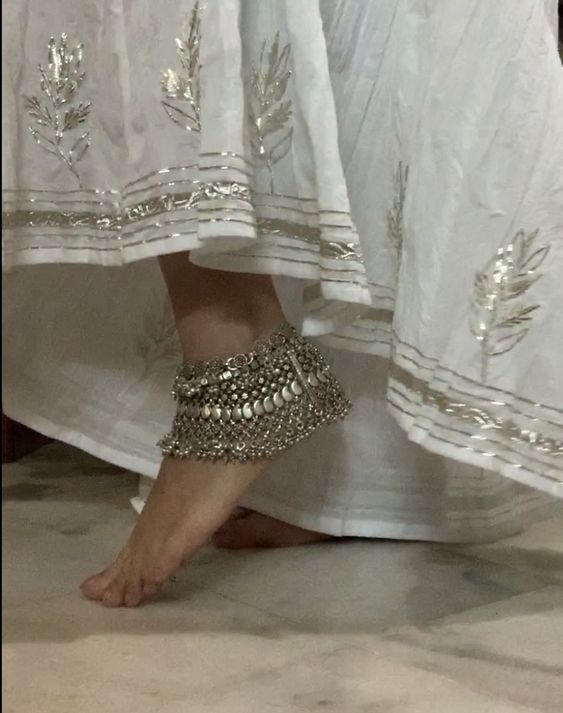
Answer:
(80, 254, 325, 607)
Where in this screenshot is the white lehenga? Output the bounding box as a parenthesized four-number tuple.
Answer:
(2, 0, 563, 535)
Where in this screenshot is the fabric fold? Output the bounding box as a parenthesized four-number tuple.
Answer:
(2, 0, 562, 496)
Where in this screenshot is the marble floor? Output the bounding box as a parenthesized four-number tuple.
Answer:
(3, 443, 563, 713)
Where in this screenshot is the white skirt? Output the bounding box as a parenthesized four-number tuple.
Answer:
(2, 261, 558, 541)
(3, 0, 563, 507)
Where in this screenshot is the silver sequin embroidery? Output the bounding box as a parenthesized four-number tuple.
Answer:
(161, 2, 202, 134)
(23, 34, 91, 187)
(247, 33, 293, 193)
(470, 229, 550, 382)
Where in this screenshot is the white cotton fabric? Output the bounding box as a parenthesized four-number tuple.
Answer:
(3, 0, 563, 517)
(3, 261, 558, 541)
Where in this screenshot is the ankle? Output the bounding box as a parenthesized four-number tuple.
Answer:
(177, 309, 286, 362)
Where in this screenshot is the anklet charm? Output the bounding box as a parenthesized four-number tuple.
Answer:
(159, 324, 351, 462)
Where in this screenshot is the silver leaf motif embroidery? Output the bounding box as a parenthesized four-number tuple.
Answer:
(387, 162, 408, 263)
(248, 33, 293, 193)
(161, 2, 201, 134)
(470, 229, 549, 382)
(23, 34, 91, 187)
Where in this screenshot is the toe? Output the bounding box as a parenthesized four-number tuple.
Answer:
(80, 568, 115, 601)
(142, 580, 164, 601)
(124, 580, 144, 608)
(101, 581, 126, 608)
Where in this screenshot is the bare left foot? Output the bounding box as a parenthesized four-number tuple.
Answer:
(80, 457, 267, 607)
(213, 510, 336, 549)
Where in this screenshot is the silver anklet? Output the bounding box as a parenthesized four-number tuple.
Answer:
(159, 324, 351, 462)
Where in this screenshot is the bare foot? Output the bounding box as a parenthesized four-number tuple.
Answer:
(80, 457, 266, 607)
(213, 510, 336, 549)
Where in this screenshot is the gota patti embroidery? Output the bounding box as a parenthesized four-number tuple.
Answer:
(246, 34, 363, 265)
(247, 33, 293, 193)
(387, 162, 409, 263)
(389, 362, 563, 460)
(470, 229, 550, 382)
(161, 1, 202, 134)
(23, 34, 91, 188)
(2, 180, 356, 249)
(12, 24, 364, 267)
(387, 343, 563, 490)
